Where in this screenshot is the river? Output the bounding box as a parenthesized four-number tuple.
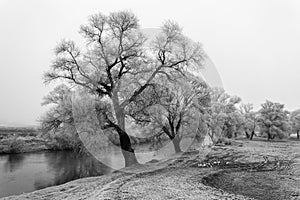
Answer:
(0, 137, 196, 198)
(0, 151, 113, 198)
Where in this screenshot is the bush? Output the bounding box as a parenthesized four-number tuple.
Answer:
(46, 133, 84, 153)
(8, 137, 25, 153)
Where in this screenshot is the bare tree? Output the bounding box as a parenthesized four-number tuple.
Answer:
(44, 11, 205, 166)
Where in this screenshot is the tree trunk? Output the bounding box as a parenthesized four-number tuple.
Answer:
(112, 93, 138, 167)
(116, 117, 138, 167)
(113, 121, 138, 167)
(267, 132, 271, 140)
(245, 131, 250, 138)
(172, 135, 182, 153)
(271, 134, 276, 140)
(250, 131, 255, 140)
(118, 132, 138, 167)
(297, 130, 299, 140)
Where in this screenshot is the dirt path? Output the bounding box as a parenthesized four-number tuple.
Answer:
(2, 139, 300, 200)
(100, 167, 251, 200)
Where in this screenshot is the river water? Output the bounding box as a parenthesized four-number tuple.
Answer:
(0, 137, 196, 198)
(0, 151, 112, 198)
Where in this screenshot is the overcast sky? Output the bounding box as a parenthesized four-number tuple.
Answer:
(0, 0, 300, 126)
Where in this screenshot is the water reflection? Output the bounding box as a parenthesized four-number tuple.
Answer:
(4, 154, 26, 173)
(0, 151, 112, 198)
(34, 151, 112, 190)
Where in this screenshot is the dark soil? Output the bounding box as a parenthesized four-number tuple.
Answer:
(199, 140, 300, 200)
(203, 170, 300, 200)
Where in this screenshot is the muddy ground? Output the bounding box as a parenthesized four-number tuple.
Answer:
(200, 139, 300, 200)
(2, 138, 300, 200)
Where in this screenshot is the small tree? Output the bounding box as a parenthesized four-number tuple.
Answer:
(257, 100, 291, 140)
(44, 11, 205, 166)
(290, 109, 300, 139)
(240, 103, 257, 140)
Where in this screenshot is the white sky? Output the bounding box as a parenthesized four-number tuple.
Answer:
(0, 0, 300, 126)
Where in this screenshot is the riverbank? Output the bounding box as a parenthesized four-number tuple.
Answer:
(2, 139, 300, 200)
(0, 127, 51, 154)
(0, 126, 165, 154)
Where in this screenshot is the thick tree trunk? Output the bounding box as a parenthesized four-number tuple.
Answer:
(116, 118, 138, 167)
(112, 93, 138, 167)
(118, 132, 138, 167)
(297, 130, 299, 140)
(172, 135, 182, 153)
(114, 119, 138, 167)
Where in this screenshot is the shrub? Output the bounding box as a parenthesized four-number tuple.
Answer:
(8, 137, 25, 153)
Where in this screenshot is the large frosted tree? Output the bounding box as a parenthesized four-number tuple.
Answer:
(44, 11, 205, 166)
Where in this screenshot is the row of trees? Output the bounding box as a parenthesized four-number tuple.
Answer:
(196, 90, 299, 142)
(40, 10, 300, 167)
(41, 80, 300, 164)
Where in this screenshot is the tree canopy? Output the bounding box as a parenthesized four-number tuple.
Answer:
(257, 100, 291, 140)
(43, 10, 206, 166)
(290, 109, 300, 139)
